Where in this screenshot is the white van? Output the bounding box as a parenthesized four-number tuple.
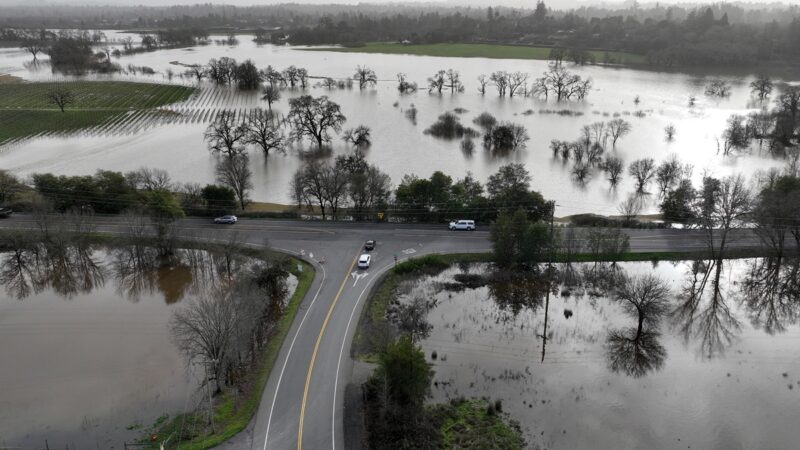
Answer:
(448, 220, 476, 231)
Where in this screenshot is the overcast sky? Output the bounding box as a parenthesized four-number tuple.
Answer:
(1, 0, 794, 8)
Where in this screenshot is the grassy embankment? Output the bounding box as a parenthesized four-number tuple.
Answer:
(301, 42, 646, 65)
(140, 257, 314, 449)
(0, 80, 194, 144)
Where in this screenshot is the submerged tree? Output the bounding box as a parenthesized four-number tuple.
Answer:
(246, 109, 285, 157)
(287, 95, 346, 148)
(354, 65, 378, 89)
(628, 158, 656, 193)
(205, 110, 249, 159)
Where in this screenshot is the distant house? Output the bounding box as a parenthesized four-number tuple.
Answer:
(400, 39, 412, 45)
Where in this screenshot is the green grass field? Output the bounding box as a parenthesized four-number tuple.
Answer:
(302, 42, 647, 65)
(0, 81, 194, 143)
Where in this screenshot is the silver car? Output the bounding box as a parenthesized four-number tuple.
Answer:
(213, 215, 238, 224)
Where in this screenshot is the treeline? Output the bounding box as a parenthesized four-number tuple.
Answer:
(4, 2, 800, 68)
(8, 27, 208, 74)
(291, 159, 552, 224)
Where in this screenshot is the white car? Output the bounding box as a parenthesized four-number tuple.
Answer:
(213, 215, 238, 224)
(449, 219, 476, 231)
(357, 254, 371, 269)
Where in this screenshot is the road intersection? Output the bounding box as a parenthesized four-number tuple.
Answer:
(0, 216, 769, 449)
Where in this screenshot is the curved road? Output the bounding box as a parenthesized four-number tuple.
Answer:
(0, 216, 767, 449)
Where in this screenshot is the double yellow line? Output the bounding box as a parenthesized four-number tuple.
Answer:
(296, 253, 359, 449)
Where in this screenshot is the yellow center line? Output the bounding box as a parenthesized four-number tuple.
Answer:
(297, 251, 359, 450)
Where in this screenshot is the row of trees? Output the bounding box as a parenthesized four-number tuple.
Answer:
(422, 65, 592, 101)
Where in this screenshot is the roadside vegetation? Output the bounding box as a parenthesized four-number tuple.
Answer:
(0, 81, 194, 144)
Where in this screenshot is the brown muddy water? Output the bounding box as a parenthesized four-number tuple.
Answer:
(0, 245, 296, 449)
(1, 32, 797, 216)
(393, 259, 800, 450)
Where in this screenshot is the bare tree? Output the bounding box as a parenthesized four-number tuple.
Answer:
(45, 88, 74, 112)
(444, 69, 464, 93)
(655, 155, 683, 195)
(282, 65, 300, 88)
(261, 65, 284, 87)
(22, 38, 44, 61)
(0, 169, 21, 205)
(750, 74, 773, 101)
(705, 79, 731, 97)
(287, 95, 346, 149)
(297, 67, 309, 89)
(215, 153, 253, 210)
(170, 288, 243, 394)
(246, 108, 285, 157)
(477, 74, 489, 95)
(205, 110, 249, 159)
(342, 125, 372, 147)
(427, 70, 446, 94)
(532, 65, 592, 101)
(490, 71, 509, 97)
(607, 118, 632, 147)
(260, 85, 280, 111)
(664, 124, 677, 141)
(696, 175, 752, 261)
(185, 64, 206, 83)
(628, 158, 656, 193)
(719, 114, 751, 155)
(125, 167, 173, 191)
(323, 77, 338, 90)
(396, 73, 417, 93)
(602, 155, 624, 185)
(354, 65, 377, 89)
(507, 71, 529, 98)
(618, 194, 643, 225)
(616, 274, 671, 334)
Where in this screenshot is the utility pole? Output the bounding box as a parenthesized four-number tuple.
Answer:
(541, 201, 557, 363)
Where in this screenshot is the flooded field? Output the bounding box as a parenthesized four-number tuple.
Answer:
(0, 243, 296, 449)
(0, 32, 795, 215)
(393, 259, 800, 449)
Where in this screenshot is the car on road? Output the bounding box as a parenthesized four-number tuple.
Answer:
(213, 215, 238, 224)
(449, 219, 475, 231)
(0, 208, 11, 219)
(364, 240, 376, 251)
(357, 254, 371, 269)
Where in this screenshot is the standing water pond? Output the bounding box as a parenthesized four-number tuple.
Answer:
(1, 32, 797, 215)
(0, 243, 296, 449)
(386, 259, 800, 449)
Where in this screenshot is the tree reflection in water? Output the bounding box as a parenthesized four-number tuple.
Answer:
(488, 268, 552, 318)
(605, 274, 669, 378)
(1, 239, 247, 303)
(672, 259, 741, 359)
(0, 238, 105, 300)
(741, 257, 800, 335)
(606, 328, 666, 378)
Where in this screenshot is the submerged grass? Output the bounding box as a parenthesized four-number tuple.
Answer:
(302, 42, 646, 65)
(0, 81, 194, 143)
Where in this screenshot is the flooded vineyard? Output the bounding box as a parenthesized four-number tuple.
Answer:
(0, 32, 796, 215)
(390, 259, 800, 449)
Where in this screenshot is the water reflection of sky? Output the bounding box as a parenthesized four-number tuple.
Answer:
(1, 33, 795, 215)
(0, 244, 288, 448)
(397, 259, 800, 450)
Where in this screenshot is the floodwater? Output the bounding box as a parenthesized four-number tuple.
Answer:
(0, 243, 296, 449)
(394, 259, 800, 450)
(0, 32, 795, 215)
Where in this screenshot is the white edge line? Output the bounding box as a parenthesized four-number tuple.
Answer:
(263, 252, 327, 450)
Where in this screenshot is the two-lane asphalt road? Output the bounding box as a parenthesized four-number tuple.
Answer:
(0, 216, 769, 449)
